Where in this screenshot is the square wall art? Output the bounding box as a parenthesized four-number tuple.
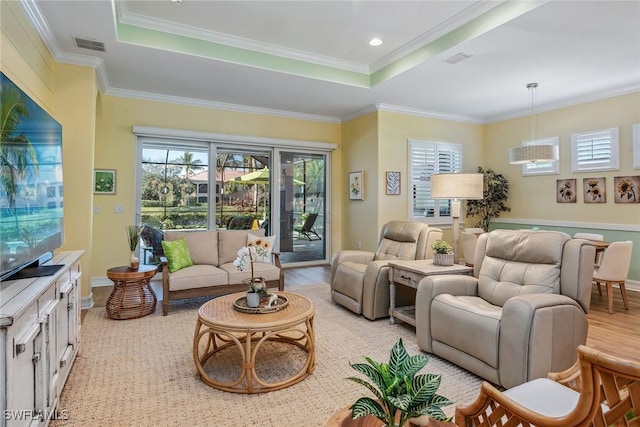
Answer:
(613, 176, 639, 203)
(556, 179, 577, 203)
(583, 177, 606, 203)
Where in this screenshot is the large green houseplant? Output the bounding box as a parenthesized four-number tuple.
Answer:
(346, 338, 452, 427)
(465, 166, 511, 232)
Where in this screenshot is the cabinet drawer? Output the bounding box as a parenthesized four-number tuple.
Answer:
(37, 285, 56, 315)
(391, 268, 423, 289)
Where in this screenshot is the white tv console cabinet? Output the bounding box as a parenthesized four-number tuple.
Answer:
(0, 251, 83, 427)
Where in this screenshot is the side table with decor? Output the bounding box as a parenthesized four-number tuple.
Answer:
(105, 265, 158, 319)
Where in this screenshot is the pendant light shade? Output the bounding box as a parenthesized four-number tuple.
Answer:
(509, 83, 556, 164)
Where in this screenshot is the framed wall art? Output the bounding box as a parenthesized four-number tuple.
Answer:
(386, 171, 400, 195)
(583, 177, 605, 203)
(613, 175, 639, 203)
(349, 171, 364, 200)
(556, 179, 577, 203)
(94, 169, 116, 195)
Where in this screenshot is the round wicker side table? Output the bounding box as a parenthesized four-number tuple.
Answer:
(105, 265, 158, 320)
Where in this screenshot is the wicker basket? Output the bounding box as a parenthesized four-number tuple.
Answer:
(433, 252, 454, 266)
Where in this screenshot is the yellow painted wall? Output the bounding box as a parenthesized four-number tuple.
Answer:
(54, 64, 98, 300)
(341, 112, 379, 251)
(93, 95, 342, 278)
(485, 92, 640, 224)
(378, 111, 484, 243)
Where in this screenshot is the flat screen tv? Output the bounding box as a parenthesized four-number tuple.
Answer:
(1, 72, 64, 281)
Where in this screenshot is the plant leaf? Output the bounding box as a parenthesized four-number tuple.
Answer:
(350, 397, 387, 420)
(350, 362, 386, 392)
(389, 338, 409, 377)
(345, 376, 384, 402)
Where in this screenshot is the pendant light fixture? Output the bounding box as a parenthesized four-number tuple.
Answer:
(508, 83, 556, 164)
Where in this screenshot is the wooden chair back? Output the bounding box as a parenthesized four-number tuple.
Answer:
(455, 345, 640, 427)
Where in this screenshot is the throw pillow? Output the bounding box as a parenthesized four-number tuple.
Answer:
(161, 238, 194, 273)
(247, 234, 276, 264)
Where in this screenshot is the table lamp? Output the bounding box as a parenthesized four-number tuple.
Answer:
(430, 173, 484, 264)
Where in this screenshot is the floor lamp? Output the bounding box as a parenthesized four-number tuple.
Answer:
(431, 173, 484, 264)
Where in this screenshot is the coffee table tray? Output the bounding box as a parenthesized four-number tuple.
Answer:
(233, 294, 289, 314)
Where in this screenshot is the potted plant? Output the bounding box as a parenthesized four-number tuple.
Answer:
(432, 240, 454, 266)
(340, 338, 452, 427)
(465, 167, 511, 232)
(233, 247, 268, 307)
(126, 224, 143, 270)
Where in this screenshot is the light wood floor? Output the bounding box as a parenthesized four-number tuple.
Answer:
(90, 265, 640, 361)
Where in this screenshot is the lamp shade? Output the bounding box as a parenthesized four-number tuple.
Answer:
(431, 173, 483, 199)
(509, 144, 555, 164)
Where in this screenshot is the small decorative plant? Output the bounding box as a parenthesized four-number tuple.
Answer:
(347, 338, 453, 427)
(432, 240, 452, 255)
(233, 247, 268, 297)
(126, 224, 144, 252)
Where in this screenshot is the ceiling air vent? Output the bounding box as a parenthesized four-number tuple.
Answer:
(444, 53, 472, 64)
(74, 37, 106, 52)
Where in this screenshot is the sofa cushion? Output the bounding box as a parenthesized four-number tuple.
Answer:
(165, 230, 218, 266)
(219, 262, 281, 283)
(218, 229, 265, 265)
(432, 294, 502, 369)
(247, 234, 276, 264)
(161, 238, 194, 273)
(167, 264, 228, 291)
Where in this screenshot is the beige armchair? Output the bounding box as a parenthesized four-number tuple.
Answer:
(415, 229, 596, 388)
(330, 221, 442, 320)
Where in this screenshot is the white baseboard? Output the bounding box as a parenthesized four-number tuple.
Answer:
(81, 293, 94, 310)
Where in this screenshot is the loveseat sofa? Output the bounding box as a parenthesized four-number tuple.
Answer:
(415, 229, 595, 388)
(160, 228, 283, 315)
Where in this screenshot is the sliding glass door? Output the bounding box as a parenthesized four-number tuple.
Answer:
(277, 151, 327, 264)
(136, 136, 330, 266)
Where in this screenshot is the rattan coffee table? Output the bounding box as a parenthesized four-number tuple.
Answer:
(193, 291, 316, 393)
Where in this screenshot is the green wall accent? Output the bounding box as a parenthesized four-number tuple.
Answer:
(115, 0, 545, 89)
(492, 222, 640, 282)
(115, 22, 370, 88)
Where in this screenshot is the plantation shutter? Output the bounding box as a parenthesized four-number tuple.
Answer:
(571, 128, 619, 172)
(409, 140, 461, 222)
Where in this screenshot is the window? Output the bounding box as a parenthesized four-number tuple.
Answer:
(521, 137, 559, 176)
(571, 128, 619, 172)
(409, 140, 461, 223)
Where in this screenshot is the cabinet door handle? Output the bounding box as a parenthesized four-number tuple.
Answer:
(32, 352, 41, 364)
(15, 323, 41, 355)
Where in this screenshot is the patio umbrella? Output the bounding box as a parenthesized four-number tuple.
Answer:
(233, 167, 304, 185)
(233, 167, 304, 219)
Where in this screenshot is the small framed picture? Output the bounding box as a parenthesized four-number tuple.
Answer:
(556, 179, 576, 203)
(583, 177, 605, 203)
(349, 171, 364, 200)
(386, 171, 401, 195)
(94, 169, 116, 194)
(613, 176, 639, 203)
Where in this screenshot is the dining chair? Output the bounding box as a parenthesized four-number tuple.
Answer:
(455, 345, 640, 427)
(593, 241, 633, 314)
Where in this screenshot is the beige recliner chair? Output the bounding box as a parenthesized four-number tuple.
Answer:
(415, 229, 596, 388)
(330, 221, 442, 320)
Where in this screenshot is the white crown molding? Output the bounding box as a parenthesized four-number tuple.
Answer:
(487, 84, 640, 123)
(376, 103, 484, 125)
(106, 87, 341, 124)
(495, 218, 640, 232)
(116, 1, 368, 74)
(369, 0, 504, 73)
(340, 105, 379, 123)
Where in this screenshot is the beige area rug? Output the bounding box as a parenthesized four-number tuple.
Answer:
(52, 283, 483, 427)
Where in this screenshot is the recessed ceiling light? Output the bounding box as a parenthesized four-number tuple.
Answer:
(369, 38, 383, 47)
(171, 0, 183, 5)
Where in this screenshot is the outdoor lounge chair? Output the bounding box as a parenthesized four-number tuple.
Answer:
(295, 213, 321, 240)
